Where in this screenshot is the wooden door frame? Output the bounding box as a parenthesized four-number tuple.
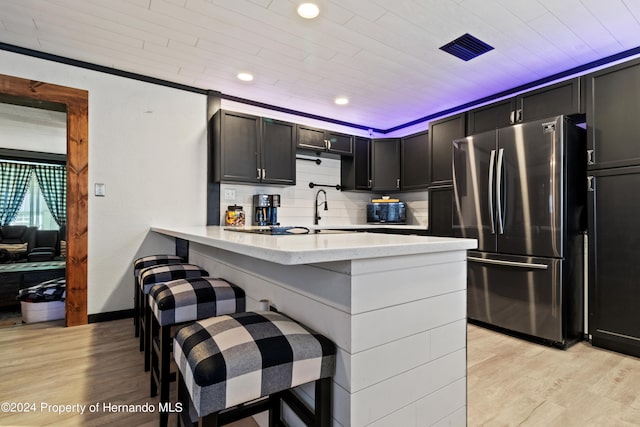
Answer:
(1, 73, 88, 326)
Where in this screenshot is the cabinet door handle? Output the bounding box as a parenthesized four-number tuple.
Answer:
(396, 178, 400, 188)
(516, 109, 523, 122)
(262, 169, 266, 179)
(509, 111, 515, 124)
(587, 149, 594, 165)
(257, 168, 261, 180)
(327, 140, 332, 150)
(368, 179, 373, 188)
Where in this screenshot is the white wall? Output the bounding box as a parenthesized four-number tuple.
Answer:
(0, 50, 208, 315)
(0, 103, 66, 153)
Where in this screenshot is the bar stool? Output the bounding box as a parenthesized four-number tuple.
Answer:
(133, 255, 184, 339)
(148, 276, 246, 427)
(138, 263, 209, 372)
(174, 310, 336, 427)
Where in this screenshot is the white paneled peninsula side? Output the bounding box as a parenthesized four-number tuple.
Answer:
(151, 226, 477, 427)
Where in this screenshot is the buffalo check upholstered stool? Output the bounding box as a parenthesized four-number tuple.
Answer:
(133, 255, 183, 339)
(139, 263, 209, 372)
(174, 311, 336, 427)
(148, 277, 246, 427)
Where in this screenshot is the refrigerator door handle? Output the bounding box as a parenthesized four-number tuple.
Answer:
(467, 256, 549, 270)
(488, 149, 496, 234)
(496, 148, 505, 234)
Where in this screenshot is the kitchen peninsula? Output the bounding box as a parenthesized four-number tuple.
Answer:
(151, 225, 476, 427)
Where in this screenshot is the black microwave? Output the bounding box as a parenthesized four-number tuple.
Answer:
(366, 202, 406, 223)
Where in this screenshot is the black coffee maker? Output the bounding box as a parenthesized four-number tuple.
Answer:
(253, 194, 280, 226)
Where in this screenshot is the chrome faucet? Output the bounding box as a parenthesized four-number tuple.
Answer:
(314, 189, 328, 225)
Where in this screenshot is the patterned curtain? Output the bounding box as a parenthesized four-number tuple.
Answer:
(33, 164, 67, 227)
(0, 162, 34, 226)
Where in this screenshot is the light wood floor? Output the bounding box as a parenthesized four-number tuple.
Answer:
(1, 319, 639, 426)
(468, 324, 640, 426)
(0, 318, 257, 427)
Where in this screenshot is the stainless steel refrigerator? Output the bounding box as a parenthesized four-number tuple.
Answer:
(452, 115, 586, 347)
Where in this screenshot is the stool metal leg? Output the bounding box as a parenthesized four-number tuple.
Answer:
(138, 286, 145, 352)
(160, 324, 172, 400)
(199, 412, 219, 427)
(178, 371, 197, 427)
(134, 277, 139, 337)
(143, 296, 152, 372)
(315, 377, 332, 427)
(268, 393, 282, 427)
(150, 314, 160, 397)
(151, 321, 172, 427)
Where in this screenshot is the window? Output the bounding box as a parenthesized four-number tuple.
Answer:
(11, 174, 59, 230)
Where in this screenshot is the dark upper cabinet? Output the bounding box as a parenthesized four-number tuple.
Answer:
(466, 99, 515, 135)
(429, 113, 465, 186)
(519, 78, 583, 122)
(212, 110, 295, 185)
(326, 131, 353, 155)
(296, 125, 325, 151)
(428, 185, 454, 237)
(296, 125, 353, 155)
(466, 77, 584, 135)
(371, 138, 401, 192)
(261, 118, 296, 185)
(213, 110, 261, 183)
(401, 130, 430, 190)
(341, 136, 372, 191)
(586, 58, 640, 170)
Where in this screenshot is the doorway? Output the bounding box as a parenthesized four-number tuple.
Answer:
(0, 73, 88, 326)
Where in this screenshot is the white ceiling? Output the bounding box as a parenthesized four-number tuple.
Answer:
(1, 0, 640, 131)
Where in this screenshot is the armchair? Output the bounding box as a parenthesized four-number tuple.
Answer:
(27, 230, 60, 262)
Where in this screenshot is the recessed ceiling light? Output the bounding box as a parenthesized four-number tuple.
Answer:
(297, 3, 320, 19)
(237, 72, 254, 82)
(334, 97, 349, 105)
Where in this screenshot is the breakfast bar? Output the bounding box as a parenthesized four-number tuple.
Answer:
(151, 225, 476, 427)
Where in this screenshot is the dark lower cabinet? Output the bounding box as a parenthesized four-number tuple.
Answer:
(371, 138, 400, 192)
(428, 185, 453, 237)
(588, 166, 640, 358)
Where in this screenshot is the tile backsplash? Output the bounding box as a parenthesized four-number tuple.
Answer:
(219, 155, 430, 227)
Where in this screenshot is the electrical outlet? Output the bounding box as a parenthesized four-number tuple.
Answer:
(224, 188, 236, 201)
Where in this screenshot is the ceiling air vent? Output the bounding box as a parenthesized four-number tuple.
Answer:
(440, 33, 494, 61)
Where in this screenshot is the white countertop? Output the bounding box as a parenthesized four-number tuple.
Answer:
(151, 225, 477, 265)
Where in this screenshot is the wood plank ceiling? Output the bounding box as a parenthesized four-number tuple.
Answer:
(1, 0, 640, 130)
